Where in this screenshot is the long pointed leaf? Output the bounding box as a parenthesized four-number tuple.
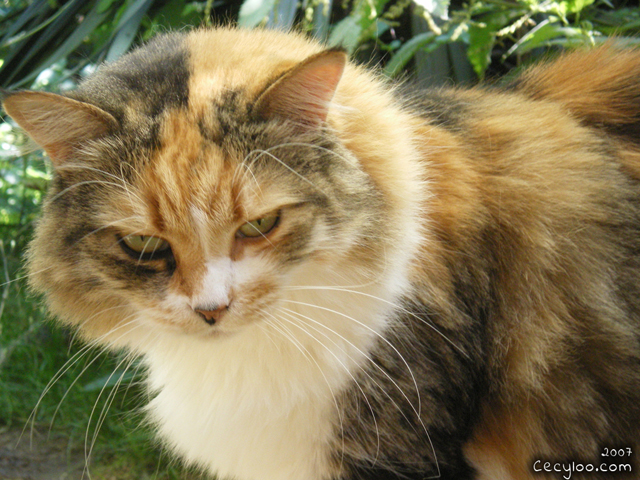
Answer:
(384, 32, 436, 77)
(106, 0, 154, 62)
(239, 0, 276, 28)
(0, 0, 48, 45)
(311, 0, 333, 40)
(268, 0, 298, 30)
(10, 2, 112, 89)
(4, 0, 86, 86)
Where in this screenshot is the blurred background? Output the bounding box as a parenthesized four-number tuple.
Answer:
(0, 0, 638, 478)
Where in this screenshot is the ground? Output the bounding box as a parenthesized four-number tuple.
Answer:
(0, 427, 85, 480)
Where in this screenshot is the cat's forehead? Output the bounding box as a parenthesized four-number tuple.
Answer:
(115, 108, 296, 237)
(79, 29, 329, 234)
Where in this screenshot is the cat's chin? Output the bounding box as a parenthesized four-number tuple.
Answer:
(132, 312, 257, 345)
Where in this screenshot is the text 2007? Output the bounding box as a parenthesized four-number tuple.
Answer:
(602, 448, 633, 457)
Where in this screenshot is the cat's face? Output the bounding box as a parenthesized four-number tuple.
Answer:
(5, 35, 389, 346)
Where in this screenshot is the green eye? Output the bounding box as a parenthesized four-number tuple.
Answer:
(237, 215, 279, 238)
(121, 234, 171, 255)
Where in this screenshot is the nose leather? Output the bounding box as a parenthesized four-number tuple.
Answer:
(194, 304, 228, 325)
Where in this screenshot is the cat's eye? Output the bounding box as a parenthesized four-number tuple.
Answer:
(237, 214, 279, 238)
(119, 234, 171, 257)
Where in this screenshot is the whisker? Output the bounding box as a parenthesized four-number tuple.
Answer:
(23, 308, 137, 446)
(271, 311, 378, 465)
(48, 180, 135, 204)
(84, 346, 143, 477)
(0, 265, 56, 289)
(285, 287, 470, 360)
(48, 314, 142, 433)
(246, 149, 324, 192)
(281, 298, 423, 415)
(280, 306, 423, 420)
(263, 312, 347, 470)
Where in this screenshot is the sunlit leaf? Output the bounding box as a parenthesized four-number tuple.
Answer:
(106, 0, 154, 61)
(467, 23, 495, 79)
(384, 31, 436, 77)
(413, 0, 450, 19)
(329, 15, 361, 52)
(558, 0, 595, 15)
(239, 0, 276, 27)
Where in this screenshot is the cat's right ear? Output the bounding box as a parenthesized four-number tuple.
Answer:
(2, 91, 117, 166)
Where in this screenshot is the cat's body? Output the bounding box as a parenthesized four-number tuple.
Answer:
(4, 27, 640, 480)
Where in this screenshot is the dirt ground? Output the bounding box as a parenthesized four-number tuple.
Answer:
(0, 427, 85, 480)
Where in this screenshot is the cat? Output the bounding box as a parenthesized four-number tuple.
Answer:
(3, 26, 640, 480)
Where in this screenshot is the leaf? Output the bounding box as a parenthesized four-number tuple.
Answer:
(268, 0, 298, 30)
(11, 1, 110, 88)
(82, 370, 136, 392)
(3, 0, 86, 87)
(467, 23, 495, 79)
(558, 0, 595, 15)
(384, 32, 436, 77)
(0, 0, 48, 46)
(413, 0, 450, 20)
(143, 1, 204, 36)
(504, 19, 589, 58)
(97, 0, 118, 14)
(238, 0, 276, 28)
(310, 0, 332, 40)
(328, 15, 361, 53)
(106, 0, 154, 62)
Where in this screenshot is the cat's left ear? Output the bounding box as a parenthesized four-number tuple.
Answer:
(254, 49, 347, 128)
(3, 91, 117, 166)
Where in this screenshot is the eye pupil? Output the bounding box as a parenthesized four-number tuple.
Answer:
(237, 214, 279, 238)
(119, 234, 171, 258)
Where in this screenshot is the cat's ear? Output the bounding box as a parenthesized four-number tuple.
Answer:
(2, 91, 117, 166)
(254, 49, 347, 128)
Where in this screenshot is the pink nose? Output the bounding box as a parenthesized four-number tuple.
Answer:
(194, 304, 228, 325)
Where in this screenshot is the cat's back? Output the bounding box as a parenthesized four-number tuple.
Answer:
(401, 47, 640, 479)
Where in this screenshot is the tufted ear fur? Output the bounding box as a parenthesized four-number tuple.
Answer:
(3, 91, 117, 166)
(254, 49, 346, 128)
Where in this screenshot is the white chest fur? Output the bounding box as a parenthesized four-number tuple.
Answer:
(141, 265, 407, 480)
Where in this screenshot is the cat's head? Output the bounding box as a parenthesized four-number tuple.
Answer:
(4, 28, 420, 349)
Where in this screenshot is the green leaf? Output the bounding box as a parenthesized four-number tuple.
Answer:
(238, 0, 276, 28)
(467, 23, 495, 79)
(329, 15, 362, 52)
(558, 0, 595, 15)
(12, 1, 110, 87)
(0, 0, 48, 46)
(3, 0, 86, 87)
(106, 0, 154, 62)
(504, 19, 589, 57)
(310, 0, 332, 40)
(82, 370, 136, 392)
(97, 0, 118, 14)
(414, 0, 450, 19)
(384, 32, 436, 77)
(268, 0, 298, 30)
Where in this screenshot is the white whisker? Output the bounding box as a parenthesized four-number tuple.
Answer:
(280, 306, 423, 421)
(48, 180, 135, 205)
(281, 298, 424, 415)
(285, 286, 469, 360)
(275, 311, 380, 465)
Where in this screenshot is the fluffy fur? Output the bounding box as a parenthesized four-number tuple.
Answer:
(3, 27, 640, 479)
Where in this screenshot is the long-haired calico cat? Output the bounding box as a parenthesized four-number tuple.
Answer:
(3, 27, 640, 480)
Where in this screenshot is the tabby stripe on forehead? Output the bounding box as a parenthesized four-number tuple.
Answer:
(69, 33, 191, 151)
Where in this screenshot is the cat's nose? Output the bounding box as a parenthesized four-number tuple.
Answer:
(194, 303, 229, 325)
